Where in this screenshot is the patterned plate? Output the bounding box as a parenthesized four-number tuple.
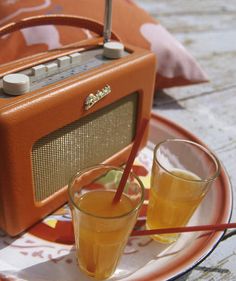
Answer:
(0, 113, 232, 281)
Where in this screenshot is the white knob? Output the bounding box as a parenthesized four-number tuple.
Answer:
(103, 41, 124, 59)
(3, 73, 30, 96)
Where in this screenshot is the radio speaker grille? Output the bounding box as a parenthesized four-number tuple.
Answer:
(32, 93, 138, 201)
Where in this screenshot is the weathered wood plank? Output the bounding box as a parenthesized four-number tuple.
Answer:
(154, 88, 236, 149)
(135, 0, 236, 16)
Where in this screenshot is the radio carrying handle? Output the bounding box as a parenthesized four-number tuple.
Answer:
(0, 14, 120, 41)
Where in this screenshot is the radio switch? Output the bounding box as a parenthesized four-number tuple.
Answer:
(32, 64, 47, 78)
(69, 52, 81, 64)
(3, 73, 30, 95)
(46, 63, 58, 75)
(57, 56, 70, 68)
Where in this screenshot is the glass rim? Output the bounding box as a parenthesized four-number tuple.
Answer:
(67, 164, 145, 219)
(154, 138, 221, 183)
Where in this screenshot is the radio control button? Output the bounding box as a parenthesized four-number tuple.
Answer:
(46, 62, 58, 75)
(69, 52, 81, 64)
(32, 64, 47, 78)
(3, 73, 30, 95)
(57, 56, 70, 68)
(103, 41, 124, 59)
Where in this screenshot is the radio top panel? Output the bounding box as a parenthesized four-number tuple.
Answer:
(0, 42, 128, 99)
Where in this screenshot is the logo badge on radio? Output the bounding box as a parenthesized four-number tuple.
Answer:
(84, 85, 111, 110)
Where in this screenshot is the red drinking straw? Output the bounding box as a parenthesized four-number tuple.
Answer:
(131, 222, 236, 236)
(112, 118, 149, 204)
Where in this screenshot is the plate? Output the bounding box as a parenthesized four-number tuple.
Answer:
(0, 113, 232, 281)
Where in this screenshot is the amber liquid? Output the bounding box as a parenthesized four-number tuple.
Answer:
(74, 190, 135, 280)
(146, 168, 204, 243)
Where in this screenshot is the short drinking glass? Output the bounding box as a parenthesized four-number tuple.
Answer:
(68, 164, 144, 280)
(146, 139, 221, 244)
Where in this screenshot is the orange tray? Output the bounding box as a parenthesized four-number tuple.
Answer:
(0, 113, 232, 281)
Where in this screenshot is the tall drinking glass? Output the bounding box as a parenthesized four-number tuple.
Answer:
(146, 139, 221, 244)
(68, 165, 144, 280)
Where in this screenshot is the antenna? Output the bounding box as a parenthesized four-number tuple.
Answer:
(103, 0, 113, 43)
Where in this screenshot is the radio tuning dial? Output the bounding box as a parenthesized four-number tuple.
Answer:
(103, 41, 124, 59)
(3, 73, 30, 96)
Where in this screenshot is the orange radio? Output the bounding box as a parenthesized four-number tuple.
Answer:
(0, 1, 156, 236)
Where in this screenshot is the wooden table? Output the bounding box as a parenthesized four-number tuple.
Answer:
(135, 0, 236, 280)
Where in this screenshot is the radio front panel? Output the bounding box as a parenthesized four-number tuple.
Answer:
(0, 39, 156, 236)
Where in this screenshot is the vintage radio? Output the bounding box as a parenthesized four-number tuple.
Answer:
(0, 2, 156, 236)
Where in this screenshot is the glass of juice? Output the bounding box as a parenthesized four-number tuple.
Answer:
(146, 139, 220, 244)
(68, 164, 144, 280)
